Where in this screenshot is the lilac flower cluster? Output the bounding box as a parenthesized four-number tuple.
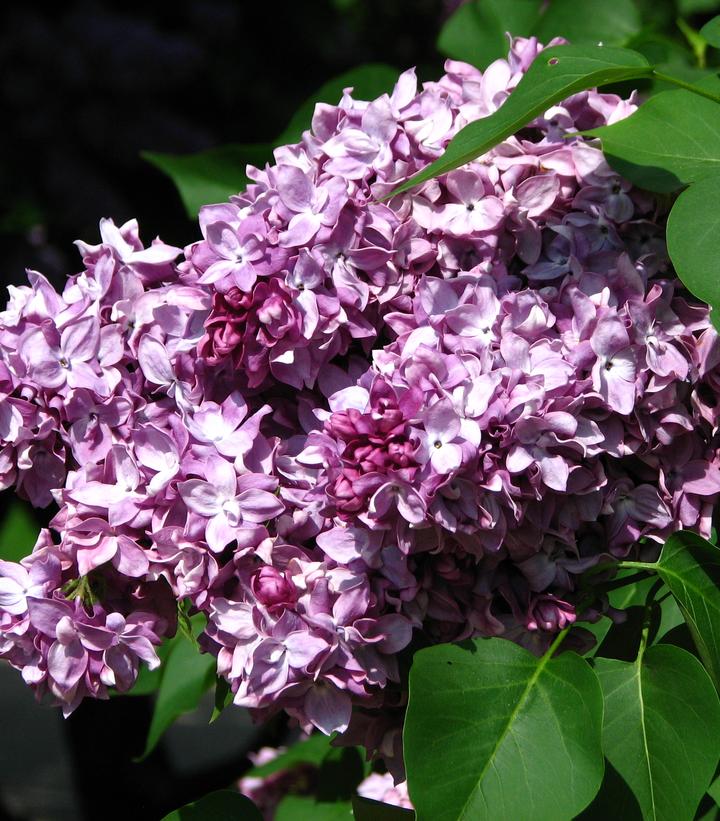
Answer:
(1, 36, 720, 762)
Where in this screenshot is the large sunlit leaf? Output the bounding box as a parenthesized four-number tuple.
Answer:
(595, 644, 720, 821)
(588, 89, 720, 192)
(388, 45, 652, 197)
(403, 637, 604, 821)
(652, 530, 720, 691)
(162, 790, 262, 821)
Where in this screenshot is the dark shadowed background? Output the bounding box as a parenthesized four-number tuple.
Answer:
(0, 3, 447, 820)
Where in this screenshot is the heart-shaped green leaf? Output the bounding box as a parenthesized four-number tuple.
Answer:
(388, 45, 652, 198)
(653, 530, 720, 691)
(588, 89, 720, 192)
(403, 636, 604, 821)
(595, 644, 720, 821)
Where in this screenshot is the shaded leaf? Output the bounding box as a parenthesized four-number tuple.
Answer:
(589, 89, 720, 192)
(316, 746, 367, 802)
(351, 795, 415, 820)
(138, 634, 216, 759)
(595, 645, 720, 821)
(437, 1, 540, 67)
(654, 530, 720, 691)
(388, 45, 652, 197)
(575, 759, 642, 821)
(667, 173, 720, 324)
(532, 0, 640, 49)
(275, 64, 398, 147)
(143, 144, 271, 219)
(0, 499, 39, 562)
(437, 0, 640, 69)
(274, 796, 352, 820)
(145, 63, 397, 219)
(403, 637, 604, 821)
(701, 16, 720, 49)
(161, 790, 262, 820)
(245, 733, 333, 778)
(210, 674, 232, 723)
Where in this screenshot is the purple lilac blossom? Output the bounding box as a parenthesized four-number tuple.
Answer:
(0, 36, 719, 780)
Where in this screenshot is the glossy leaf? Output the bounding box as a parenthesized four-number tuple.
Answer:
(667, 173, 720, 322)
(403, 637, 604, 821)
(595, 644, 720, 821)
(388, 45, 652, 197)
(653, 530, 720, 691)
(274, 796, 352, 820)
(352, 796, 415, 820)
(0, 499, 39, 562)
(575, 760, 643, 821)
(588, 89, 720, 192)
(701, 16, 720, 48)
(143, 144, 271, 219)
(162, 790, 262, 821)
(138, 633, 216, 759)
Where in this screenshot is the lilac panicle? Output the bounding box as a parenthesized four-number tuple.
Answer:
(0, 36, 719, 781)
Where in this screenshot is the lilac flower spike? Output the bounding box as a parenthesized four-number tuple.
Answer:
(1, 35, 720, 781)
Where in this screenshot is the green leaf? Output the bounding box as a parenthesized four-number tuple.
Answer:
(678, 0, 720, 14)
(245, 732, 333, 778)
(436, 0, 640, 69)
(274, 796, 352, 820)
(138, 634, 216, 760)
(210, 674, 232, 723)
(161, 789, 262, 821)
(708, 774, 720, 806)
(595, 644, 720, 821)
(437, 1, 540, 67)
(316, 746, 367, 802)
(143, 144, 272, 219)
(275, 64, 399, 148)
(388, 45, 652, 198)
(702, 16, 720, 48)
(145, 64, 397, 219)
(532, 0, 641, 49)
(575, 760, 642, 821)
(351, 795, 415, 820)
(653, 530, 720, 691)
(667, 172, 720, 320)
(403, 636, 604, 821)
(0, 499, 39, 562)
(588, 89, 720, 192)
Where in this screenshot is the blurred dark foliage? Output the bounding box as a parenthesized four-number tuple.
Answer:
(0, 0, 443, 294)
(0, 3, 444, 819)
